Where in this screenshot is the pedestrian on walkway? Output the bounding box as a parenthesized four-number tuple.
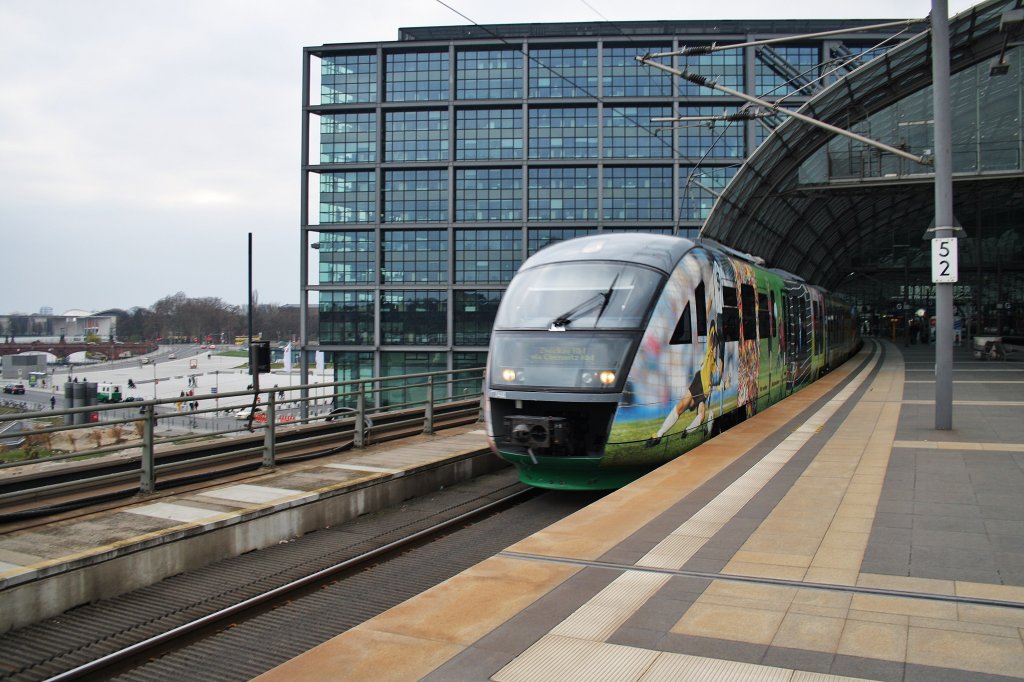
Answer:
(50, 396, 56, 409)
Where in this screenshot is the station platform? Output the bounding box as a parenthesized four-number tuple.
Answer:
(0, 423, 498, 633)
(258, 339, 1024, 682)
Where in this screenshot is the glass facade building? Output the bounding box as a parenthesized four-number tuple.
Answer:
(301, 20, 907, 398)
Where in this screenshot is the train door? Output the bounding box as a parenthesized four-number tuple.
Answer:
(785, 283, 811, 392)
(756, 288, 772, 411)
(812, 296, 824, 378)
(719, 279, 740, 419)
(771, 287, 785, 402)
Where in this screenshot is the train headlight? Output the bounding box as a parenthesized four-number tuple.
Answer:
(578, 369, 617, 388)
(501, 368, 520, 383)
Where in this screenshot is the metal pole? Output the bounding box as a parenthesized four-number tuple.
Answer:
(141, 404, 155, 494)
(932, 0, 954, 430)
(263, 392, 276, 468)
(299, 49, 311, 422)
(248, 232, 254, 356)
(354, 384, 365, 448)
(423, 376, 434, 435)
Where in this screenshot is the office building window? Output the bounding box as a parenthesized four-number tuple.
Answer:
(833, 44, 892, 76)
(322, 53, 377, 104)
(679, 166, 738, 220)
(529, 106, 598, 159)
(678, 47, 744, 96)
(603, 167, 673, 221)
(318, 230, 375, 284)
(678, 106, 745, 158)
(455, 230, 521, 283)
(385, 110, 449, 162)
(456, 169, 522, 222)
(381, 230, 448, 283)
(381, 291, 448, 345)
(528, 167, 597, 221)
(454, 291, 502, 345)
(455, 108, 523, 160)
(453, 351, 487, 397)
(457, 49, 523, 99)
(756, 45, 820, 97)
(384, 170, 448, 222)
(754, 106, 794, 148)
(603, 45, 673, 97)
(319, 291, 375, 345)
(605, 226, 674, 235)
(331, 351, 376, 407)
(529, 47, 597, 98)
(386, 51, 449, 101)
(381, 351, 449, 406)
(603, 105, 673, 158)
(527, 227, 596, 255)
(321, 112, 376, 164)
(320, 172, 376, 223)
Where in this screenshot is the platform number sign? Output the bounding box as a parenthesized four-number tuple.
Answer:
(932, 237, 958, 283)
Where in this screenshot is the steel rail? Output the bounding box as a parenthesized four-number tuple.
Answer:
(45, 484, 536, 682)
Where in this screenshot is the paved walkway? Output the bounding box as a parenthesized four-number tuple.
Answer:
(259, 339, 1024, 681)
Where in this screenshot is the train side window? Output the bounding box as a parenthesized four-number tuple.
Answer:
(695, 282, 707, 336)
(670, 302, 692, 345)
(769, 290, 777, 337)
(741, 283, 756, 341)
(722, 286, 740, 342)
(758, 292, 770, 339)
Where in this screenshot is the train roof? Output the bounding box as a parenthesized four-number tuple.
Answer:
(519, 233, 695, 274)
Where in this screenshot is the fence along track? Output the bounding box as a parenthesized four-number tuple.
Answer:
(0, 367, 484, 522)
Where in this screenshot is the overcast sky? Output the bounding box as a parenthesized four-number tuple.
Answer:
(0, 0, 979, 315)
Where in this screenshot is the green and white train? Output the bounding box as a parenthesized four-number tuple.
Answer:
(484, 233, 861, 490)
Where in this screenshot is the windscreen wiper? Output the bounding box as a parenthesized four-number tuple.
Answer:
(549, 275, 618, 331)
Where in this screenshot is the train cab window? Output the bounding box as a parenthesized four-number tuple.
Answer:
(670, 302, 692, 345)
(722, 285, 740, 342)
(694, 282, 707, 337)
(741, 284, 756, 341)
(758, 292, 771, 339)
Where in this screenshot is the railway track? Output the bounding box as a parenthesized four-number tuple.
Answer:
(0, 400, 480, 526)
(0, 469, 600, 681)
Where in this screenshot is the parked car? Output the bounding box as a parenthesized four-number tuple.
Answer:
(234, 407, 265, 421)
(5, 384, 26, 395)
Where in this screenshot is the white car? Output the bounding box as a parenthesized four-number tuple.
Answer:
(168, 353, 177, 360)
(234, 407, 264, 420)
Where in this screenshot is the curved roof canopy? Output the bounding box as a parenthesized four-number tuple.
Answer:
(701, 0, 1024, 292)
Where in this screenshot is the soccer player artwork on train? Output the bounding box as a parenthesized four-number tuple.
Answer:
(484, 233, 859, 491)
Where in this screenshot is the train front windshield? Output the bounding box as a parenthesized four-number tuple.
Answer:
(490, 262, 662, 392)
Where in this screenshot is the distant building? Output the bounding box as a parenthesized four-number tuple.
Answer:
(1, 353, 46, 380)
(0, 312, 116, 342)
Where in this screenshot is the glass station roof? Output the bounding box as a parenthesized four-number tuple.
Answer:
(701, 0, 1024, 292)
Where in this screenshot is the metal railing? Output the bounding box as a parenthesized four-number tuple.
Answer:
(0, 367, 485, 501)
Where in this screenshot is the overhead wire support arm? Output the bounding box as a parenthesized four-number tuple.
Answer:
(644, 19, 926, 57)
(635, 55, 933, 166)
(652, 109, 773, 123)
